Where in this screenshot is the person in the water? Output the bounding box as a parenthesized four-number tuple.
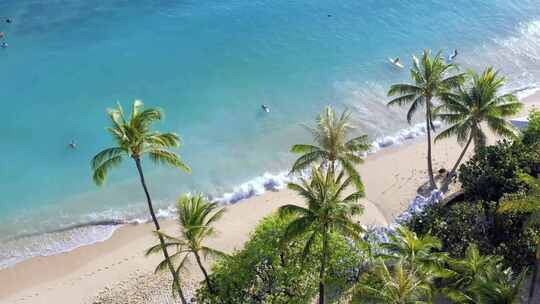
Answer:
(69, 140, 77, 149)
(392, 57, 400, 64)
(450, 49, 458, 60)
(1, 42, 7, 48)
(261, 104, 270, 113)
(6, 18, 12, 24)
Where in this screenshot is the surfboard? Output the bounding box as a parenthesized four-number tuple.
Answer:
(388, 58, 404, 68)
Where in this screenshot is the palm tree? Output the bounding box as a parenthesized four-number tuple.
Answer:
(471, 265, 527, 304)
(91, 100, 191, 303)
(146, 194, 226, 294)
(290, 106, 370, 189)
(356, 258, 433, 304)
(435, 68, 522, 181)
(388, 49, 465, 189)
(443, 244, 504, 303)
(278, 165, 365, 304)
(381, 227, 446, 271)
(499, 174, 540, 303)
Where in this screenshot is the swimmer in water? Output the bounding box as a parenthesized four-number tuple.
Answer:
(6, 18, 11, 23)
(1, 42, 7, 48)
(450, 49, 458, 61)
(0, 32, 4, 39)
(69, 140, 77, 149)
(261, 104, 270, 113)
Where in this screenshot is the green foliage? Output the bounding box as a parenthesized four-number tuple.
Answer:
(387, 49, 464, 125)
(91, 100, 190, 185)
(407, 201, 491, 258)
(406, 200, 537, 271)
(522, 109, 540, 146)
(279, 165, 365, 303)
(458, 140, 540, 203)
(435, 67, 521, 148)
(442, 244, 527, 303)
(353, 259, 433, 304)
(146, 194, 227, 292)
(195, 214, 361, 304)
(290, 106, 370, 189)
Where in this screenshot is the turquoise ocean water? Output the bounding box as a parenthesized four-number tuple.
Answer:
(2, 0, 540, 268)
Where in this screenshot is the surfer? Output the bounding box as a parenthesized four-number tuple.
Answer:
(261, 104, 270, 113)
(69, 140, 77, 150)
(449, 49, 458, 61)
(392, 57, 400, 65)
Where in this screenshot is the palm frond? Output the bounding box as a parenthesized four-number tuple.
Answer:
(92, 155, 123, 186)
(148, 149, 192, 173)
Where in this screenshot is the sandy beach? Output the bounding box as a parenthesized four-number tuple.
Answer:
(1, 92, 538, 304)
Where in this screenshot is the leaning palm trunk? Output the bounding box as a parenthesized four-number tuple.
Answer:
(425, 99, 436, 189)
(194, 251, 214, 294)
(135, 157, 188, 304)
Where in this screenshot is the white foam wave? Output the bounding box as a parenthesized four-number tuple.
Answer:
(0, 224, 120, 269)
(215, 171, 306, 204)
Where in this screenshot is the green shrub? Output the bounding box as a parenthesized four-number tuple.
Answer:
(406, 200, 537, 271)
(196, 214, 362, 304)
(458, 140, 539, 203)
(522, 109, 540, 146)
(407, 201, 492, 258)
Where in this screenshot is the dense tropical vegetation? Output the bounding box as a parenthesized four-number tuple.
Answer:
(91, 50, 540, 303)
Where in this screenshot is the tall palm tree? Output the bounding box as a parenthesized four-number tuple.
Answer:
(435, 68, 522, 180)
(356, 258, 433, 304)
(279, 165, 365, 304)
(499, 174, 540, 303)
(471, 265, 527, 304)
(290, 106, 370, 190)
(146, 194, 227, 294)
(91, 100, 191, 303)
(388, 49, 465, 189)
(443, 244, 504, 303)
(381, 227, 446, 271)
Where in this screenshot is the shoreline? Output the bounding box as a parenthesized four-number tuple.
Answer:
(0, 108, 437, 270)
(1, 91, 539, 304)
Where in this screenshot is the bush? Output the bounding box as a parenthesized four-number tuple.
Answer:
(522, 109, 540, 146)
(406, 201, 492, 258)
(196, 214, 362, 304)
(458, 140, 539, 203)
(406, 200, 537, 270)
